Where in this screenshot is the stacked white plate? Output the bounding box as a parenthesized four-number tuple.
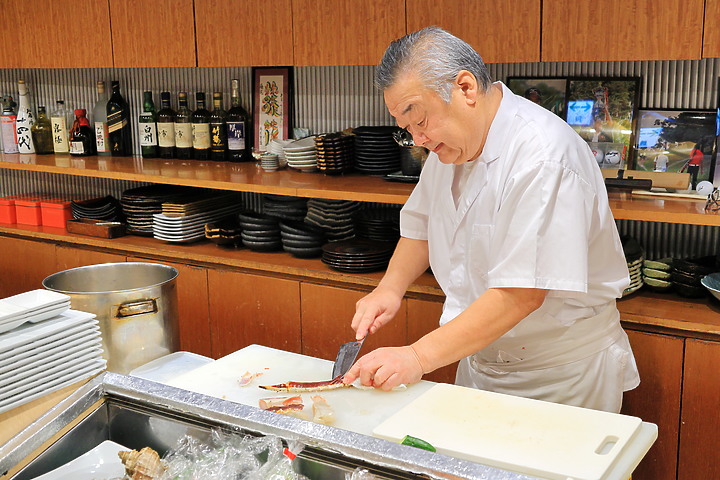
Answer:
(283, 136, 318, 172)
(0, 309, 105, 414)
(153, 204, 244, 243)
(0, 289, 71, 334)
(268, 138, 292, 167)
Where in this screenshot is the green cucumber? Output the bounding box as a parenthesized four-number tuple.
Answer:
(400, 435, 436, 452)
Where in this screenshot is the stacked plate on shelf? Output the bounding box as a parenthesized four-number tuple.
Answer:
(279, 220, 327, 258)
(71, 196, 122, 221)
(205, 218, 243, 247)
(120, 185, 190, 236)
(354, 207, 401, 242)
(322, 239, 396, 273)
(283, 137, 318, 172)
(262, 194, 308, 222)
(353, 126, 402, 175)
(642, 258, 673, 292)
(268, 139, 292, 167)
(0, 308, 105, 414)
(0, 289, 71, 334)
(237, 211, 283, 252)
(670, 256, 717, 298)
(305, 199, 361, 242)
(621, 236, 644, 297)
(153, 192, 243, 243)
(315, 132, 354, 175)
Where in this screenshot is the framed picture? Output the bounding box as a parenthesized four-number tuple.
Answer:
(506, 77, 568, 119)
(252, 67, 293, 153)
(635, 108, 717, 189)
(566, 77, 641, 169)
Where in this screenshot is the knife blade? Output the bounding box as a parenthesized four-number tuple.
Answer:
(331, 337, 365, 378)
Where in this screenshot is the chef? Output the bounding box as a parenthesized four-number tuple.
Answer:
(342, 26, 640, 413)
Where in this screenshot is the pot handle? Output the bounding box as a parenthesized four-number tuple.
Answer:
(117, 299, 158, 318)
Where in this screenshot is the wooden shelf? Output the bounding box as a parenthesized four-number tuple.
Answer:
(2, 154, 718, 225)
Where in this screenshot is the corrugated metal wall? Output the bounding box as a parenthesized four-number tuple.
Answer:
(1, 60, 719, 259)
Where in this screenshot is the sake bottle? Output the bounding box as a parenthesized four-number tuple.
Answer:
(15, 80, 35, 154)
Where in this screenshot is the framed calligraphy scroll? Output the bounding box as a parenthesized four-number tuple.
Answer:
(252, 67, 293, 153)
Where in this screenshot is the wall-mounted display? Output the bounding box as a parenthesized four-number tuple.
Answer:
(506, 77, 568, 119)
(566, 77, 640, 169)
(252, 67, 293, 153)
(634, 108, 717, 190)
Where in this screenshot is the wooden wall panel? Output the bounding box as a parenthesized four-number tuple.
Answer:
(0, 236, 57, 297)
(0, 1, 21, 68)
(300, 283, 407, 361)
(542, 0, 703, 62)
(292, 0, 406, 66)
(128, 257, 212, 358)
(208, 269, 300, 357)
(110, 0, 196, 67)
(195, 0, 293, 67)
(55, 246, 126, 272)
(621, 330, 683, 480)
(406, 0, 540, 64)
(678, 339, 720, 479)
(703, 0, 720, 58)
(407, 298, 458, 384)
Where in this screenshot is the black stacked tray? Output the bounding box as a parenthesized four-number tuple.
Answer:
(262, 195, 308, 222)
(305, 199, 361, 242)
(120, 185, 191, 236)
(671, 256, 717, 298)
(279, 220, 327, 258)
(353, 126, 401, 175)
(315, 132, 354, 175)
(237, 211, 282, 252)
(322, 239, 396, 273)
(354, 207, 401, 243)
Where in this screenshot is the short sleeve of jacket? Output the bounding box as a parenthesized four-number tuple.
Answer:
(487, 161, 594, 293)
(399, 156, 437, 241)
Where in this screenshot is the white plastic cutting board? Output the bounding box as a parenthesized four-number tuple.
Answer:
(373, 383, 642, 480)
(166, 344, 434, 436)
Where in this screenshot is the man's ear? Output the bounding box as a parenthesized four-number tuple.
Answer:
(455, 70, 478, 104)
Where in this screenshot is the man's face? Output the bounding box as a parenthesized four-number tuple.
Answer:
(383, 74, 481, 165)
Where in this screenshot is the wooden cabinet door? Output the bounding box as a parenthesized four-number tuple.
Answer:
(208, 269, 300, 358)
(678, 339, 720, 479)
(11, 0, 112, 68)
(621, 329, 683, 480)
(194, 0, 293, 67)
(110, 0, 196, 67)
(542, 0, 703, 61)
(300, 283, 407, 361)
(703, 0, 720, 57)
(406, 0, 540, 64)
(292, 0, 406, 66)
(407, 297, 458, 384)
(55, 245, 126, 272)
(0, 236, 57, 297)
(128, 257, 212, 358)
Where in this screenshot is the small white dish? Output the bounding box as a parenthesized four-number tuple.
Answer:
(3, 289, 70, 311)
(283, 136, 316, 152)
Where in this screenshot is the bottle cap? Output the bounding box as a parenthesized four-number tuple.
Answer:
(160, 91, 170, 100)
(196, 92, 205, 101)
(213, 92, 222, 100)
(74, 109, 86, 117)
(179, 91, 187, 99)
(97, 81, 105, 93)
(17, 80, 27, 95)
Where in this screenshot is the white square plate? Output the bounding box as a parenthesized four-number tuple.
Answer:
(0, 329, 101, 375)
(30, 440, 128, 480)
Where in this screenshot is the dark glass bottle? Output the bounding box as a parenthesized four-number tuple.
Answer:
(191, 92, 211, 160)
(157, 91, 176, 159)
(31, 106, 54, 154)
(210, 92, 227, 161)
(227, 79, 252, 162)
(69, 109, 96, 156)
(106, 80, 132, 156)
(174, 92, 192, 160)
(139, 91, 157, 158)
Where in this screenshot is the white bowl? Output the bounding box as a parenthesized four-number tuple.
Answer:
(701, 273, 720, 301)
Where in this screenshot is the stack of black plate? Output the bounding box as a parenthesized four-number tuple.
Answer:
(353, 126, 401, 175)
(279, 220, 327, 258)
(237, 211, 282, 252)
(354, 207, 400, 242)
(315, 132, 354, 175)
(71, 196, 122, 221)
(205, 217, 243, 247)
(262, 195, 308, 222)
(120, 185, 188, 236)
(322, 239, 396, 273)
(671, 256, 717, 298)
(305, 199, 361, 242)
(621, 236, 644, 297)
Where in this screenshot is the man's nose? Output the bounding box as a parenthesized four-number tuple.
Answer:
(408, 128, 429, 146)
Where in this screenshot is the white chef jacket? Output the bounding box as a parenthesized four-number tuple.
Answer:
(401, 82, 639, 411)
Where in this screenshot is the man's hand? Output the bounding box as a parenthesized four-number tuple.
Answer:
(351, 288, 403, 340)
(342, 346, 424, 390)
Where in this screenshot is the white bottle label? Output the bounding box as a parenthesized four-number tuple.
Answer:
(139, 121, 157, 146)
(70, 141, 85, 155)
(16, 109, 35, 153)
(51, 117, 69, 153)
(192, 123, 210, 149)
(227, 121, 246, 150)
(94, 122, 109, 152)
(157, 122, 175, 147)
(0, 115, 18, 153)
(175, 123, 192, 148)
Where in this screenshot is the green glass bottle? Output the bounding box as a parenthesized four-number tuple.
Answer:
(139, 91, 157, 158)
(31, 106, 54, 154)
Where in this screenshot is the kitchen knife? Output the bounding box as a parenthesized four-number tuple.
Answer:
(331, 337, 365, 378)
